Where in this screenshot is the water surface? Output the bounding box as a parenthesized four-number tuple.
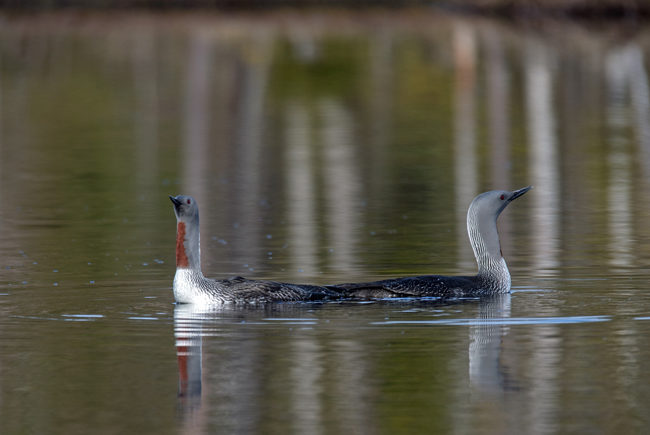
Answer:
(1, 10, 650, 434)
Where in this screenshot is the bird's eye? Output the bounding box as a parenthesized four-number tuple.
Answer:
(186, 199, 191, 204)
(500, 194, 505, 200)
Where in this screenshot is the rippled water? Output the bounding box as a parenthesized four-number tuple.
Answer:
(1, 10, 650, 434)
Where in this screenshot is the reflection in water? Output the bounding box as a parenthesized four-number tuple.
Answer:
(525, 39, 560, 276)
(469, 294, 512, 393)
(175, 308, 203, 410)
(328, 338, 373, 433)
(453, 23, 478, 270)
(286, 102, 318, 275)
(230, 34, 271, 272)
(528, 324, 561, 435)
(605, 46, 649, 416)
(2, 14, 648, 282)
(605, 46, 634, 269)
(175, 305, 204, 429)
(183, 31, 213, 199)
(175, 305, 264, 434)
(174, 297, 529, 434)
(627, 46, 650, 182)
(3, 13, 650, 435)
(320, 99, 362, 273)
(284, 97, 363, 275)
(483, 26, 514, 255)
(522, 39, 563, 429)
(289, 337, 324, 435)
(484, 27, 511, 192)
(173, 303, 375, 434)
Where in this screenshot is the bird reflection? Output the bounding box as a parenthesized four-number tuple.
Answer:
(173, 302, 344, 433)
(175, 304, 205, 421)
(173, 294, 519, 434)
(469, 294, 517, 393)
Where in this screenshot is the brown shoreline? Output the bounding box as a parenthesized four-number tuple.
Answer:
(0, 1, 648, 21)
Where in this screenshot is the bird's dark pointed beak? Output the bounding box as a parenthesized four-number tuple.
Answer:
(510, 186, 533, 201)
(169, 195, 182, 209)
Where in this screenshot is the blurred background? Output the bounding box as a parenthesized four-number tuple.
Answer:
(2, 7, 650, 282)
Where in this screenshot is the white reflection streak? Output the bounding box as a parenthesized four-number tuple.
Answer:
(232, 37, 271, 267)
(625, 46, 648, 400)
(606, 46, 642, 410)
(183, 32, 212, 203)
(529, 327, 561, 435)
(469, 294, 511, 392)
(175, 306, 261, 434)
(290, 339, 323, 435)
(485, 28, 511, 191)
(524, 40, 560, 435)
(174, 307, 205, 433)
(525, 41, 559, 274)
(237, 40, 268, 199)
(605, 47, 634, 268)
(321, 99, 361, 272)
(286, 102, 317, 275)
(485, 28, 514, 253)
(453, 23, 478, 270)
(331, 340, 373, 434)
(288, 25, 318, 63)
(627, 46, 650, 181)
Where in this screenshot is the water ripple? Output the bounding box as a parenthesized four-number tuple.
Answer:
(371, 315, 611, 326)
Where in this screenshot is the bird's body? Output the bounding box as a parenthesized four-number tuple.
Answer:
(170, 195, 340, 305)
(334, 274, 502, 299)
(169, 186, 530, 304)
(335, 186, 531, 299)
(173, 269, 340, 304)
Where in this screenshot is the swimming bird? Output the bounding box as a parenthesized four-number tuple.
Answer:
(333, 187, 532, 299)
(170, 194, 341, 305)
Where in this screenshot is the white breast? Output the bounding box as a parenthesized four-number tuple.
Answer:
(173, 269, 226, 305)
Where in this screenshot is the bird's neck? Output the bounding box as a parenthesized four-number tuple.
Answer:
(467, 210, 510, 290)
(176, 221, 202, 272)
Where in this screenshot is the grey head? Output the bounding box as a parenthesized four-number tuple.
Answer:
(469, 186, 531, 224)
(467, 186, 532, 279)
(169, 195, 199, 224)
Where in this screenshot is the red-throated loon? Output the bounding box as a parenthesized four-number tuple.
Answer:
(332, 187, 532, 299)
(170, 195, 340, 305)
